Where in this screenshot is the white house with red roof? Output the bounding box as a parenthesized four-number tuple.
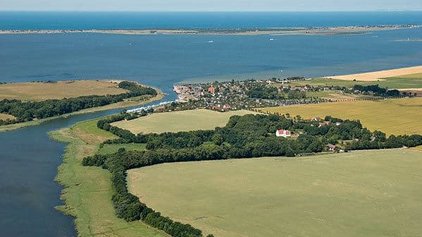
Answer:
(276, 129, 291, 138)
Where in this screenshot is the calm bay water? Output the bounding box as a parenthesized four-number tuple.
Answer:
(1, 11, 422, 30)
(0, 12, 422, 236)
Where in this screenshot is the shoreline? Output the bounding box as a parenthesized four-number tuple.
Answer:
(0, 25, 419, 36)
(324, 65, 422, 82)
(49, 120, 168, 237)
(0, 90, 165, 133)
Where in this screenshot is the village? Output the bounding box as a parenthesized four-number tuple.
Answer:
(172, 78, 334, 111)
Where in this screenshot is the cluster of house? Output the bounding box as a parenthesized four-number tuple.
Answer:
(173, 84, 203, 102)
(173, 81, 269, 111)
(172, 79, 331, 112)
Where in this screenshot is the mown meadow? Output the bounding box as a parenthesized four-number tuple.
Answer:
(128, 149, 422, 237)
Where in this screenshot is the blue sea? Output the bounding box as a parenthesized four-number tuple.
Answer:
(1, 12, 422, 96)
(0, 12, 422, 236)
(1, 11, 422, 30)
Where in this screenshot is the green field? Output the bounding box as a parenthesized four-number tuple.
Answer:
(50, 119, 167, 237)
(112, 109, 258, 134)
(293, 74, 422, 89)
(128, 149, 422, 237)
(262, 98, 422, 135)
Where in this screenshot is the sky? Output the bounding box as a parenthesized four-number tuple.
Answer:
(1, 0, 421, 12)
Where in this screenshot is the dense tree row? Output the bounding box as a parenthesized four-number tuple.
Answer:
(0, 81, 157, 124)
(347, 134, 422, 150)
(353, 84, 401, 97)
(247, 85, 279, 99)
(246, 85, 307, 100)
(83, 148, 209, 237)
(89, 112, 422, 237)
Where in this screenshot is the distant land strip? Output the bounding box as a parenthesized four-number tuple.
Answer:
(0, 25, 420, 36)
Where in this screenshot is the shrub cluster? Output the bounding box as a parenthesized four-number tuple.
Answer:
(353, 84, 401, 97)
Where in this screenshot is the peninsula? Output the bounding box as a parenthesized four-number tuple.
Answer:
(0, 25, 419, 36)
(0, 80, 163, 131)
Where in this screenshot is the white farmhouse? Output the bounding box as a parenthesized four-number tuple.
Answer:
(276, 129, 291, 138)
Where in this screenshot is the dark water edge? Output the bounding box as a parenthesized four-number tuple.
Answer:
(0, 99, 166, 237)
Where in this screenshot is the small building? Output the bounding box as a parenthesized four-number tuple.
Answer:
(208, 85, 216, 95)
(318, 121, 331, 127)
(276, 129, 291, 138)
(312, 117, 322, 122)
(222, 104, 231, 110)
(326, 144, 337, 152)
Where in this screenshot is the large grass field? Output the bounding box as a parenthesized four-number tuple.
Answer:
(0, 80, 128, 101)
(128, 149, 422, 237)
(112, 109, 258, 134)
(262, 98, 422, 135)
(50, 120, 167, 237)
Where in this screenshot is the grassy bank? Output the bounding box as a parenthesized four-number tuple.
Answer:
(0, 92, 164, 133)
(261, 98, 422, 135)
(50, 119, 167, 237)
(128, 149, 422, 237)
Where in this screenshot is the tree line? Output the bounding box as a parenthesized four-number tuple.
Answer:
(247, 85, 307, 100)
(353, 84, 401, 97)
(83, 147, 212, 237)
(0, 81, 157, 125)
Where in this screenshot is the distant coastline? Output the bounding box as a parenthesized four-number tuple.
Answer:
(0, 25, 420, 36)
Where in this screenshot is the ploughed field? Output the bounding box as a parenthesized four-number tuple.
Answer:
(112, 109, 258, 134)
(262, 98, 422, 135)
(128, 149, 422, 237)
(0, 80, 128, 101)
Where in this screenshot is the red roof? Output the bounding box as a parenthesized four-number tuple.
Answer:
(277, 129, 291, 134)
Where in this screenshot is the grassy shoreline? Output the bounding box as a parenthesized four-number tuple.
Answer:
(0, 92, 164, 133)
(49, 119, 168, 237)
